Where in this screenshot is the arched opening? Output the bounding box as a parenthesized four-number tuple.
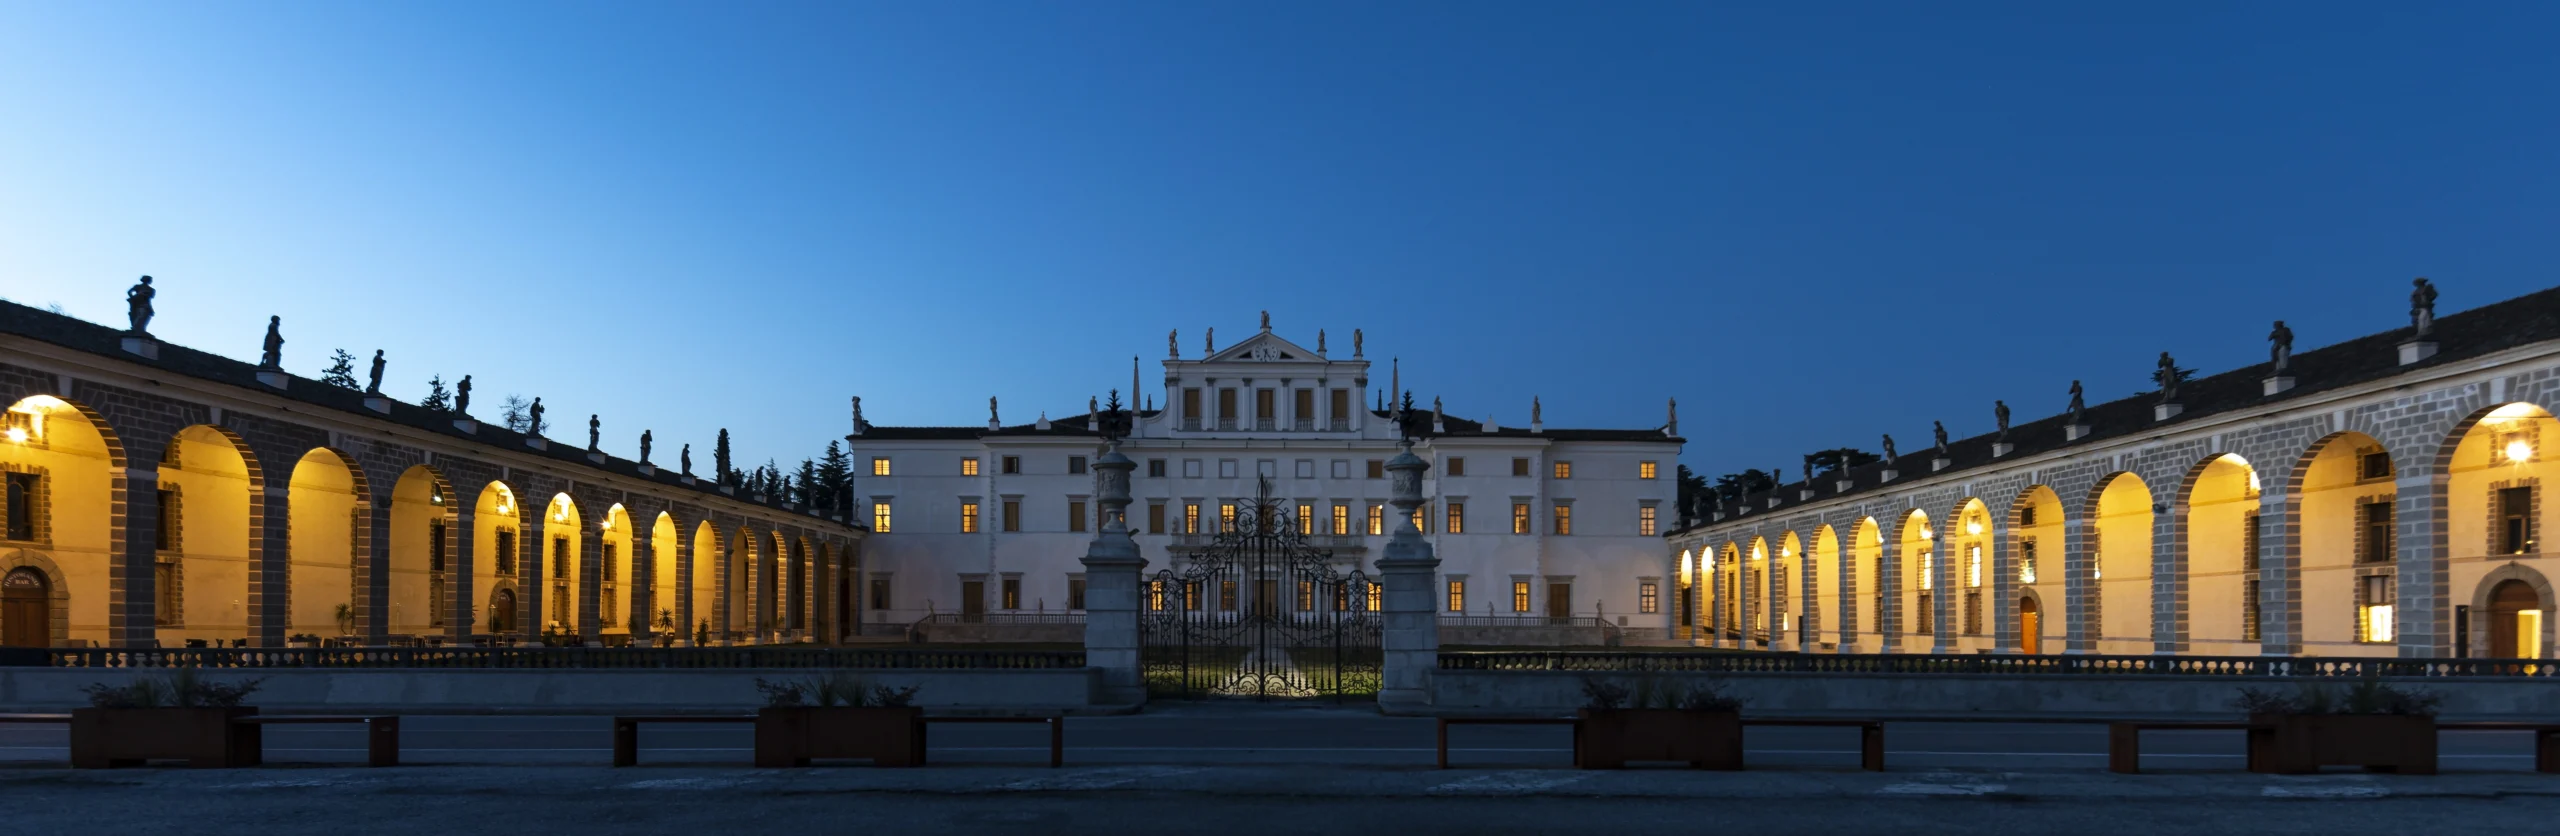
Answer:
(599, 504, 634, 639)
(1896, 510, 1934, 650)
(787, 536, 809, 635)
(2181, 454, 2262, 654)
(2291, 431, 2396, 656)
(728, 526, 759, 642)
(1675, 548, 1695, 641)
(2486, 579, 2544, 659)
(286, 448, 366, 642)
(2, 395, 120, 646)
(2090, 473, 2155, 654)
(1746, 537, 1770, 647)
(2010, 486, 2064, 654)
(387, 465, 453, 640)
(2446, 402, 2560, 657)
(650, 513, 678, 643)
(1850, 518, 1882, 652)
(157, 425, 257, 648)
(540, 493, 583, 637)
(1950, 499, 1991, 651)
(2, 566, 54, 647)
(1812, 525, 1841, 650)
(472, 482, 523, 641)
(690, 520, 720, 644)
(1717, 542, 1741, 643)
(1774, 531, 1802, 645)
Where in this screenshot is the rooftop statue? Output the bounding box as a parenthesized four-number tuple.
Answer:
(125, 276, 155, 334)
(454, 375, 473, 416)
(366, 349, 386, 394)
(259, 316, 285, 370)
(2270, 320, 2295, 374)
(2412, 277, 2439, 338)
(2068, 379, 2086, 425)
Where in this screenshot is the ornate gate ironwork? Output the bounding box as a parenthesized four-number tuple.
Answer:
(1141, 482, 1382, 700)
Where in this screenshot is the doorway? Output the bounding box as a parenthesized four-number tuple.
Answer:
(2488, 580, 2542, 658)
(2018, 595, 2041, 655)
(960, 579, 986, 621)
(2, 568, 50, 648)
(1546, 582, 1571, 620)
(487, 587, 518, 635)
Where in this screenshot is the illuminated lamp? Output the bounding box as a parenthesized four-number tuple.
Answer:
(2509, 439, 2534, 464)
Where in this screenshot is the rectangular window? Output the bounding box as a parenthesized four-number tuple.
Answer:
(1513, 503, 1531, 535)
(1295, 459, 1314, 479)
(1183, 459, 1203, 478)
(1219, 503, 1238, 533)
(2362, 451, 2394, 480)
(1256, 389, 1275, 422)
(1068, 500, 1087, 533)
(1001, 456, 1021, 475)
(2243, 578, 2263, 642)
(1367, 460, 1385, 479)
(1330, 389, 1349, 425)
(1257, 460, 1275, 478)
(1367, 505, 1384, 536)
(1147, 459, 1166, 478)
(1368, 581, 1383, 613)
(2243, 512, 2261, 572)
(1297, 504, 1314, 535)
(154, 487, 175, 551)
(871, 457, 891, 476)
(1446, 457, 1465, 477)
(961, 503, 979, 533)
(1553, 461, 1573, 480)
(1184, 503, 1200, 534)
(871, 502, 892, 533)
(1218, 389, 1238, 429)
(1446, 502, 1464, 534)
(1640, 581, 1659, 614)
(1148, 579, 1166, 611)
(1068, 578, 1087, 610)
(1512, 458, 1530, 477)
(1640, 461, 1659, 480)
(1412, 505, 1429, 534)
(2020, 506, 2037, 527)
(1294, 389, 1313, 428)
(550, 537, 569, 577)
(1148, 503, 1166, 534)
(155, 561, 177, 626)
(2363, 501, 2395, 562)
(870, 577, 892, 610)
(1447, 579, 1465, 612)
(1513, 581, 1531, 613)
(428, 520, 446, 572)
(1639, 506, 1657, 537)
(1332, 504, 1350, 535)
(4, 472, 37, 541)
(961, 457, 980, 476)
(494, 529, 517, 576)
(1002, 577, 1021, 610)
(1182, 388, 1201, 427)
(1002, 500, 1021, 532)
(1069, 456, 1088, 475)
(1332, 460, 1349, 479)
(1219, 460, 1238, 479)
(1219, 580, 1237, 611)
(2500, 486, 2535, 555)
(1553, 505, 1573, 535)
(2019, 539, 2039, 584)
(2360, 574, 2397, 643)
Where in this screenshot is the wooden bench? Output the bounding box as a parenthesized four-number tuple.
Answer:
(2106, 721, 2255, 774)
(232, 715, 401, 767)
(2440, 722, 2560, 773)
(922, 716, 1064, 768)
(612, 715, 756, 767)
(1745, 718, 1886, 771)
(1435, 717, 1579, 768)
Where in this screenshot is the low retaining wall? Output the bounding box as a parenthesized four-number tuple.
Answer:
(0, 667, 1113, 714)
(1430, 670, 2560, 721)
(1439, 625, 1613, 647)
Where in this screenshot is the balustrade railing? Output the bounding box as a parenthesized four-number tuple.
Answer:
(1439, 651, 2557, 678)
(37, 646, 1088, 669)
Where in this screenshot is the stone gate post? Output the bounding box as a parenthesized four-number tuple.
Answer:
(1378, 439, 1440, 713)
(1081, 429, 1148, 705)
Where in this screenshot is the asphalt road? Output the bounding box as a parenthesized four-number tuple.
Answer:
(0, 702, 2550, 772)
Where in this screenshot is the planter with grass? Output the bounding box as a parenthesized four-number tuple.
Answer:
(751, 674, 924, 768)
(1573, 675, 1746, 770)
(70, 669, 265, 768)
(2235, 680, 2442, 775)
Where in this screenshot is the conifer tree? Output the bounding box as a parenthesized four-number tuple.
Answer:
(321, 349, 360, 389)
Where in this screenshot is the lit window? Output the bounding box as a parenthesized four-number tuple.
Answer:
(1640, 581, 1659, 614)
(871, 457, 891, 476)
(1447, 579, 1465, 612)
(1184, 503, 1200, 534)
(1297, 504, 1313, 535)
(1639, 461, 1658, 480)
(1411, 506, 1428, 533)
(2019, 540, 2039, 584)
(1967, 545, 1982, 587)
(871, 502, 892, 533)
(1512, 503, 1530, 535)
(2361, 574, 2397, 643)
(1512, 581, 1530, 612)
(960, 502, 979, 533)
(1638, 506, 1657, 536)
(1918, 549, 1934, 590)
(1332, 504, 1349, 535)
(1367, 581, 1383, 612)
(1220, 503, 1238, 533)
(1367, 505, 1384, 536)
(961, 458, 979, 476)
(1002, 578, 1021, 610)
(1447, 502, 1464, 534)
(1554, 461, 1572, 480)
(1553, 504, 1572, 535)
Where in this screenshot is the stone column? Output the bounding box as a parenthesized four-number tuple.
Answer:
(2153, 501, 2186, 655)
(363, 499, 393, 645)
(2396, 472, 2451, 657)
(1931, 538, 1953, 655)
(1080, 439, 1148, 705)
(1877, 537, 1900, 654)
(253, 486, 290, 648)
(2255, 495, 2298, 655)
(450, 510, 476, 645)
(115, 467, 159, 648)
(2062, 517, 2092, 653)
(1990, 521, 2017, 653)
(1377, 441, 1440, 712)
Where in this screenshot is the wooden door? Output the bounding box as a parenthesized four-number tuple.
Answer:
(1546, 583, 1571, 620)
(2489, 580, 2538, 658)
(960, 580, 986, 620)
(2, 568, 48, 648)
(2019, 596, 2041, 655)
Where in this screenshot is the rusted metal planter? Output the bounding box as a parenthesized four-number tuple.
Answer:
(70, 707, 260, 768)
(753, 706, 923, 767)
(1575, 708, 1744, 769)
(2248, 713, 2438, 775)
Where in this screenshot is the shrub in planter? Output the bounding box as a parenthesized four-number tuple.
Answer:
(1575, 674, 1746, 770)
(751, 674, 924, 768)
(2233, 679, 2442, 775)
(71, 668, 265, 768)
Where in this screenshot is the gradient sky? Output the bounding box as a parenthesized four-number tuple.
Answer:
(2, 2, 2555, 481)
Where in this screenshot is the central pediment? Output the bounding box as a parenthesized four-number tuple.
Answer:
(1201, 330, 1323, 364)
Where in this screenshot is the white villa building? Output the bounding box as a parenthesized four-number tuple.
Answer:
(846, 318, 1683, 638)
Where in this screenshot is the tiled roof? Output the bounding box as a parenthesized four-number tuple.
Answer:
(0, 300, 858, 529)
(1675, 283, 2560, 535)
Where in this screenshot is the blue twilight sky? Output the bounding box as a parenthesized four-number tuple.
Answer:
(2, 2, 2556, 482)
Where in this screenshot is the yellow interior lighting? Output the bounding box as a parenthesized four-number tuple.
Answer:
(2508, 439, 2534, 463)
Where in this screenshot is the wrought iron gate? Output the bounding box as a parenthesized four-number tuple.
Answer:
(1141, 484, 1382, 700)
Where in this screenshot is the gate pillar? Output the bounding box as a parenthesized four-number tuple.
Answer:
(1081, 406, 1149, 705)
(1378, 437, 1440, 713)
